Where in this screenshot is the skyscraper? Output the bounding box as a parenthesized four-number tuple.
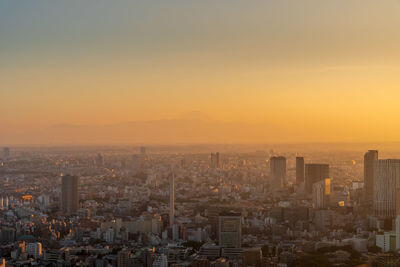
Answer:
(210, 153, 216, 168)
(61, 175, 79, 215)
(117, 249, 131, 267)
(140, 146, 146, 155)
(305, 164, 329, 194)
(364, 150, 378, 206)
(96, 153, 104, 167)
(153, 254, 168, 267)
(296, 157, 305, 185)
(312, 178, 331, 209)
(210, 152, 220, 168)
(373, 159, 400, 219)
(169, 173, 175, 226)
(26, 242, 42, 259)
(270, 156, 286, 190)
(218, 212, 242, 248)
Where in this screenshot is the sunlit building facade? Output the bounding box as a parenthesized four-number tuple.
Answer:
(373, 159, 400, 219)
(364, 150, 378, 207)
(305, 164, 329, 194)
(61, 174, 79, 215)
(296, 156, 305, 185)
(312, 178, 331, 209)
(270, 156, 286, 190)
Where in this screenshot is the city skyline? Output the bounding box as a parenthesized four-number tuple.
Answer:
(2, 1, 400, 265)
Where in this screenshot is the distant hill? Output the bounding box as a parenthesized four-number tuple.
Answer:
(1, 118, 293, 145)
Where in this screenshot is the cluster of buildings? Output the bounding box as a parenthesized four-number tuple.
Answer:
(0, 145, 399, 266)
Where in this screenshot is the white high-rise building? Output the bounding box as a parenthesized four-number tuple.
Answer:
(104, 228, 115, 243)
(376, 231, 396, 252)
(38, 195, 50, 210)
(117, 249, 131, 267)
(312, 178, 331, 209)
(172, 224, 179, 241)
(373, 159, 400, 218)
(218, 212, 242, 248)
(26, 242, 42, 259)
(152, 254, 168, 267)
(169, 173, 175, 226)
(377, 215, 400, 251)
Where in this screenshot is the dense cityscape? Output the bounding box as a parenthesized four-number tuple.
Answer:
(3, 1, 400, 266)
(0, 145, 399, 266)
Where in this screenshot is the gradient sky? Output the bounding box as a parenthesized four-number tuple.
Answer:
(2, 0, 400, 143)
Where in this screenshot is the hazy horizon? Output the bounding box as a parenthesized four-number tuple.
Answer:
(2, 1, 400, 144)
(4, 111, 400, 145)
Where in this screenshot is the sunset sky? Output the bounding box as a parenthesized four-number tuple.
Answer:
(2, 1, 400, 144)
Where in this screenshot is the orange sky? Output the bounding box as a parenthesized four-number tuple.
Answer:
(1, 1, 400, 144)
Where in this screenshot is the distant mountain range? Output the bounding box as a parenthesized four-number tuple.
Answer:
(2, 118, 400, 149)
(1, 117, 294, 145)
(40, 119, 280, 144)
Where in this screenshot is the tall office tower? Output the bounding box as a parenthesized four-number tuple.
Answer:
(0, 227, 15, 243)
(210, 152, 221, 168)
(218, 212, 242, 248)
(210, 153, 218, 168)
(296, 157, 305, 184)
(270, 156, 286, 190)
(117, 249, 131, 267)
(95, 153, 104, 167)
(374, 159, 400, 219)
(26, 242, 42, 259)
(61, 175, 79, 215)
(2, 147, 9, 158)
(140, 146, 146, 155)
(169, 173, 175, 226)
(4, 197, 8, 210)
(312, 178, 331, 209)
(305, 164, 329, 194)
(364, 150, 378, 206)
(396, 215, 400, 250)
(152, 254, 168, 267)
(172, 224, 179, 240)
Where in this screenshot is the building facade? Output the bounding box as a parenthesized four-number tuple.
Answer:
(270, 156, 286, 191)
(373, 159, 400, 219)
(61, 175, 79, 215)
(364, 150, 378, 206)
(218, 212, 242, 248)
(296, 157, 305, 185)
(26, 242, 42, 259)
(169, 173, 175, 226)
(312, 178, 331, 209)
(305, 164, 329, 194)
